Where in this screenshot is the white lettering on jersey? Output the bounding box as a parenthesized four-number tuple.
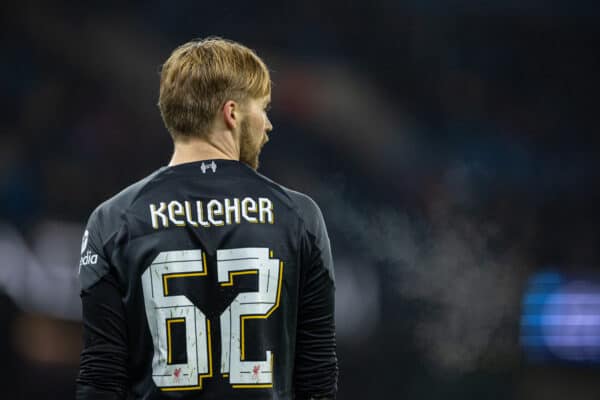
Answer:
(149, 197, 274, 229)
(150, 202, 169, 229)
(80, 250, 99, 268)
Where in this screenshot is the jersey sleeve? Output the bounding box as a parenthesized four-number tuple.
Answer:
(77, 209, 129, 399)
(78, 209, 112, 291)
(292, 194, 338, 399)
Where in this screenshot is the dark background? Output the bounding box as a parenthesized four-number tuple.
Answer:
(1, 1, 600, 399)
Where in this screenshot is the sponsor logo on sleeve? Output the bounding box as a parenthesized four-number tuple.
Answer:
(79, 230, 98, 272)
(80, 251, 99, 267)
(81, 230, 89, 255)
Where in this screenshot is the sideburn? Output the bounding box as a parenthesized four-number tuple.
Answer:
(239, 119, 260, 170)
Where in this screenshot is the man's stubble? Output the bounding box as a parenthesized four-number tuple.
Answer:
(239, 119, 265, 170)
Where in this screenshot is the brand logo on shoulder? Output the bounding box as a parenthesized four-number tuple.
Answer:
(81, 230, 89, 255)
(79, 230, 98, 272)
(200, 161, 217, 174)
(80, 250, 99, 268)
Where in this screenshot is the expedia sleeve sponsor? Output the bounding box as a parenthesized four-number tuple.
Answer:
(78, 213, 112, 291)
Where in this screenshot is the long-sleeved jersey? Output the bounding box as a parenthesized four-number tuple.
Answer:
(76, 159, 337, 400)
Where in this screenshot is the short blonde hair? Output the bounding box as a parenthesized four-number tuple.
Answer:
(158, 37, 271, 140)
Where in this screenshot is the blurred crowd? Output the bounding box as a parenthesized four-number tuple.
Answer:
(1, 1, 600, 399)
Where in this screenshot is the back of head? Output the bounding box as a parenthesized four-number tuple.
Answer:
(158, 37, 271, 141)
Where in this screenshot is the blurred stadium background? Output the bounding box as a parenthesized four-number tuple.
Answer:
(2, 1, 600, 399)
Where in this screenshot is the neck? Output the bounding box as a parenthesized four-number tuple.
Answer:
(169, 132, 240, 166)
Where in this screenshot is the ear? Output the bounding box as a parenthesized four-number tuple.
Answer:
(222, 100, 239, 130)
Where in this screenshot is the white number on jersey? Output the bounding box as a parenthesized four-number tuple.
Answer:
(141, 247, 282, 391)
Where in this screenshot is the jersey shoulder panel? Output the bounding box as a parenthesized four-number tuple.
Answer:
(250, 171, 325, 233)
(79, 168, 166, 290)
(92, 168, 168, 232)
(251, 171, 334, 281)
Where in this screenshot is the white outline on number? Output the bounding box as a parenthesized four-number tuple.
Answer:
(218, 247, 281, 387)
(141, 250, 211, 389)
(141, 247, 282, 390)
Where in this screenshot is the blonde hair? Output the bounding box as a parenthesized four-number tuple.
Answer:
(158, 37, 271, 140)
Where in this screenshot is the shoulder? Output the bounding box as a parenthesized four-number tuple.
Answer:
(251, 171, 327, 235)
(87, 168, 166, 236)
(250, 172, 333, 280)
(80, 169, 166, 290)
(281, 187, 327, 236)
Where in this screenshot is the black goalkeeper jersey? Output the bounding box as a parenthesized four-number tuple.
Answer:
(76, 159, 337, 400)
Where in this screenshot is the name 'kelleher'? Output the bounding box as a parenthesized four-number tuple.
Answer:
(149, 197, 274, 229)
